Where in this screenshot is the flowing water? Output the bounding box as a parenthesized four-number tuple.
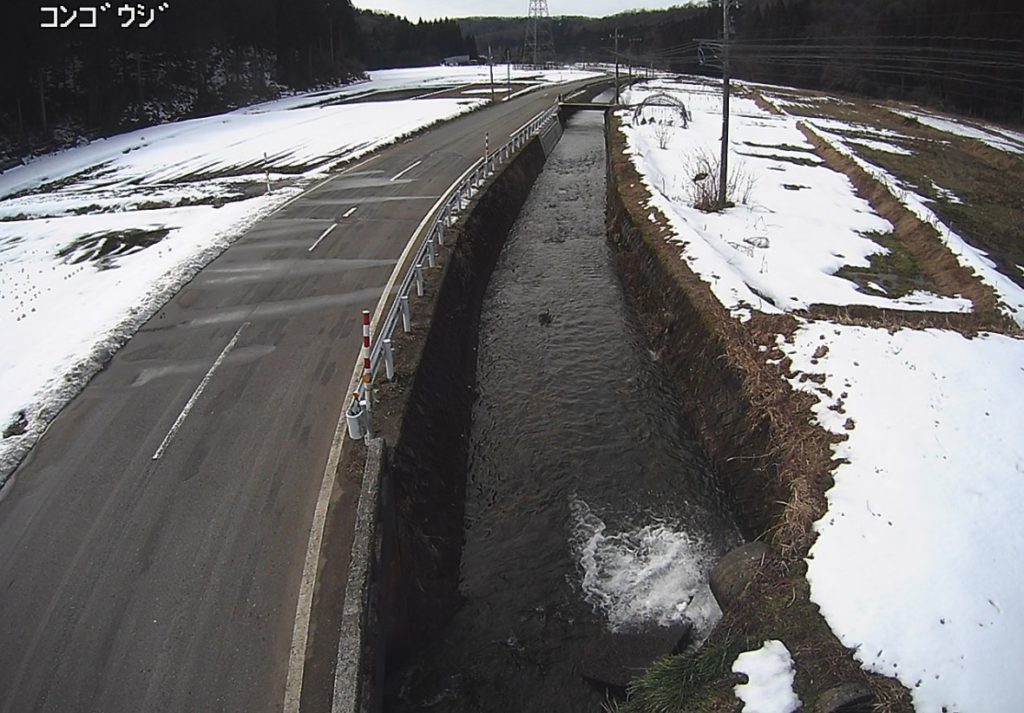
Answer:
(387, 112, 740, 712)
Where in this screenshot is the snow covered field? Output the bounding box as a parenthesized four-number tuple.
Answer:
(784, 324, 1024, 713)
(784, 106, 1024, 329)
(618, 80, 973, 321)
(617, 76, 1024, 711)
(0, 65, 601, 481)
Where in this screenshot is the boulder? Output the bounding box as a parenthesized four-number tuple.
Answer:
(709, 541, 771, 609)
(582, 622, 693, 692)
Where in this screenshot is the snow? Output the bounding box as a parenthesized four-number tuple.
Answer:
(244, 65, 603, 113)
(888, 107, 1024, 156)
(783, 322, 1024, 713)
(848, 137, 914, 156)
(619, 75, 1024, 711)
(0, 65, 601, 481)
(731, 640, 801, 713)
(804, 122, 1024, 327)
(616, 79, 972, 321)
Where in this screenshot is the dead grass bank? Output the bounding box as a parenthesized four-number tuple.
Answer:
(606, 112, 913, 712)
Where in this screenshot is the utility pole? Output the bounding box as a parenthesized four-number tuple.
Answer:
(612, 29, 621, 104)
(488, 44, 495, 103)
(719, 0, 732, 210)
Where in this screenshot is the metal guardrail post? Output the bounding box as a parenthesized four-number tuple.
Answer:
(359, 101, 557, 405)
(400, 295, 411, 333)
(383, 339, 394, 381)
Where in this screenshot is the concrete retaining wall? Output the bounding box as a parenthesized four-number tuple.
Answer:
(331, 131, 556, 713)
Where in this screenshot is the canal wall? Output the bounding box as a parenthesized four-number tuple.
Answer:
(332, 129, 556, 713)
(603, 114, 786, 541)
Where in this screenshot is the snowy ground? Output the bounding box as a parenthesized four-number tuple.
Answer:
(0, 65, 602, 481)
(787, 107, 1024, 329)
(783, 324, 1024, 713)
(732, 640, 801, 713)
(617, 79, 973, 321)
(618, 75, 1024, 712)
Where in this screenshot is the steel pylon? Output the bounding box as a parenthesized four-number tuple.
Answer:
(523, 0, 556, 66)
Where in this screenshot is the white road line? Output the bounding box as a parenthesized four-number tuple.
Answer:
(281, 157, 482, 713)
(342, 207, 357, 219)
(151, 322, 248, 460)
(389, 160, 422, 182)
(308, 223, 338, 253)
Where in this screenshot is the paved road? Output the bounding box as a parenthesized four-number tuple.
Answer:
(0, 79, 597, 713)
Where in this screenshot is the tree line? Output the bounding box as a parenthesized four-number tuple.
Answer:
(461, 0, 1023, 124)
(0, 0, 477, 162)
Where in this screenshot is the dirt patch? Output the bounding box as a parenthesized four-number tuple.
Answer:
(605, 112, 913, 712)
(57, 228, 171, 268)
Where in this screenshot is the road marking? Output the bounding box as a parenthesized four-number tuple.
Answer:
(151, 322, 248, 460)
(389, 160, 422, 182)
(342, 207, 357, 219)
(308, 223, 338, 253)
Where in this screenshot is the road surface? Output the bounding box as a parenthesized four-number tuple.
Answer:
(0, 78, 599, 713)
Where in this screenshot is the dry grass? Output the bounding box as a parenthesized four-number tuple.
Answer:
(773, 87, 1024, 302)
(606, 113, 913, 712)
(800, 123, 1014, 334)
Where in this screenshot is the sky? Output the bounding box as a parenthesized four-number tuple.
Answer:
(353, 1, 695, 22)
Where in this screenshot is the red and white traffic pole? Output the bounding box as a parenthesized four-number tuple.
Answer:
(361, 309, 372, 408)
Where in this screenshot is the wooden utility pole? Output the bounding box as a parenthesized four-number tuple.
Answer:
(612, 29, 621, 104)
(488, 45, 495, 103)
(719, 0, 732, 210)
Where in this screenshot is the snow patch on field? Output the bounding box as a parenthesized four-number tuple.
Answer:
(888, 107, 1024, 156)
(616, 79, 971, 320)
(783, 322, 1024, 713)
(732, 640, 801, 713)
(804, 122, 1024, 327)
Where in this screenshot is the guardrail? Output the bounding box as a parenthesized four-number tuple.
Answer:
(346, 103, 561, 439)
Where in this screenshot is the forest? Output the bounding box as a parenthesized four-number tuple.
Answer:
(0, 0, 476, 162)
(2, 0, 1021, 164)
(462, 0, 1024, 125)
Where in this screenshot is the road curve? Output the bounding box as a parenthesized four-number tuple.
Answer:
(0, 79, 597, 713)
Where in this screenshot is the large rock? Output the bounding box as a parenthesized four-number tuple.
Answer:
(709, 542, 771, 609)
(582, 622, 693, 692)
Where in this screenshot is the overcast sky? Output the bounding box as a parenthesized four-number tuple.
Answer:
(353, 1, 695, 22)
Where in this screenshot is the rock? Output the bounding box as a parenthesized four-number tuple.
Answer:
(815, 682, 875, 713)
(3, 411, 28, 438)
(582, 622, 693, 692)
(709, 542, 771, 609)
(538, 311, 553, 326)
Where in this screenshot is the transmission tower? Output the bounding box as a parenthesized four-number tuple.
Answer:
(523, 0, 556, 66)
